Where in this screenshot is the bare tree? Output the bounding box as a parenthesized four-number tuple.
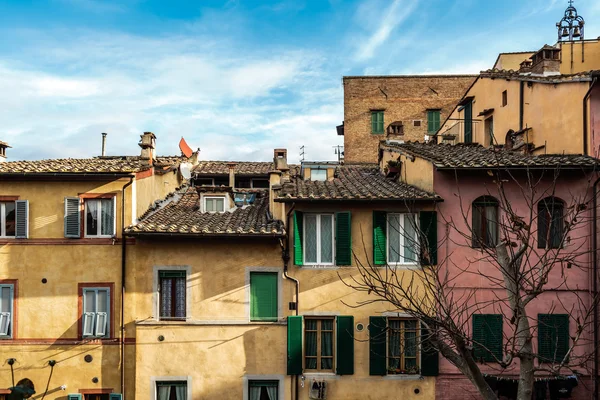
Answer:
(341, 165, 598, 400)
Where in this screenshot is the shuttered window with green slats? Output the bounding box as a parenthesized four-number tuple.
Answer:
(335, 212, 352, 266)
(427, 110, 441, 133)
(472, 314, 503, 362)
(293, 211, 304, 266)
(538, 314, 569, 363)
(371, 111, 384, 134)
(250, 272, 278, 321)
(294, 211, 352, 266)
(373, 211, 387, 265)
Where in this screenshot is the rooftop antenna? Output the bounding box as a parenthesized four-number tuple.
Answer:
(333, 145, 344, 163)
(299, 145, 305, 162)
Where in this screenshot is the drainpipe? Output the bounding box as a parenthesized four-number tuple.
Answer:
(120, 176, 134, 396)
(519, 81, 524, 131)
(583, 77, 598, 156)
(594, 176, 600, 400)
(280, 203, 300, 400)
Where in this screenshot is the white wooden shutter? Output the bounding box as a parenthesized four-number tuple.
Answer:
(15, 200, 29, 239)
(95, 312, 107, 337)
(82, 312, 95, 337)
(0, 312, 10, 336)
(64, 197, 81, 238)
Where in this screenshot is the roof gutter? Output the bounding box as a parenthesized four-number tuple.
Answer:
(583, 76, 598, 156)
(0, 172, 135, 181)
(275, 197, 443, 203)
(124, 232, 286, 239)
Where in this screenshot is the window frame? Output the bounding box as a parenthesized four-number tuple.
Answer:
(387, 318, 421, 375)
(203, 196, 226, 213)
(243, 375, 284, 400)
(249, 271, 279, 322)
(471, 196, 499, 249)
(537, 197, 565, 249)
(78, 283, 113, 340)
(158, 270, 187, 321)
(83, 197, 116, 238)
(0, 282, 16, 339)
(0, 201, 16, 238)
(310, 169, 327, 182)
(81, 287, 111, 339)
(303, 213, 335, 266)
(386, 213, 419, 266)
(153, 379, 190, 400)
(413, 120, 422, 127)
(426, 109, 441, 134)
(538, 314, 569, 363)
(304, 316, 336, 372)
(472, 314, 503, 363)
(502, 90, 508, 107)
(371, 110, 385, 134)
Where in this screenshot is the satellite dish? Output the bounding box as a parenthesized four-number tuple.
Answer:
(179, 137, 193, 158)
(179, 162, 192, 180)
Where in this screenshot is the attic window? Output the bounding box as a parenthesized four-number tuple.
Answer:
(387, 122, 404, 135)
(413, 120, 421, 127)
(311, 169, 327, 181)
(197, 178, 214, 186)
(251, 179, 269, 188)
(204, 196, 225, 213)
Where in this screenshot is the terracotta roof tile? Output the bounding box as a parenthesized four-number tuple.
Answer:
(193, 161, 300, 176)
(126, 186, 285, 237)
(479, 69, 597, 83)
(383, 141, 600, 169)
(277, 164, 439, 202)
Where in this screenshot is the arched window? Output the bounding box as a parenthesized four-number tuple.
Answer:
(472, 196, 499, 248)
(538, 197, 564, 249)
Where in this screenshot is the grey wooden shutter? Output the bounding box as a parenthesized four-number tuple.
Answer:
(15, 200, 29, 239)
(64, 197, 81, 238)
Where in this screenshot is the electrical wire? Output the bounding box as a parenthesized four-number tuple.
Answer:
(10, 362, 14, 387)
(40, 363, 55, 400)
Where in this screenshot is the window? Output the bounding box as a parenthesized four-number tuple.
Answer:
(84, 198, 115, 238)
(387, 213, 418, 265)
(310, 169, 327, 181)
(248, 380, 278, 400)
(472, 314, 503, 362)
(156, 381, 187, 400)
(472, 196, 499, 248)
(427, 110, 441, 133)
(0, 202, 15, 238)
(84, 395, 109, 400)
(250, 272, 278, 322)
(463, 101, 473, 143)
(484, 116, 494, 147)
(538, 314, 569, 363)
(0, 284, 14, 338)
(538, 197, 564, 249)
(304, 214, 334, 265)
(371, 111, 384, 134)
(305, 318, 334, 371)
(204, 196, 225, 213)
(159, 271, 186, 321)
(413, 120, 422, 127)
(388, 319, 420, 374)
(251, 179, 270, 189)
(82, 288, 110, 338)
(502, 90, 508, 107)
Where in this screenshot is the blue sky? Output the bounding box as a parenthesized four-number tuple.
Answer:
(1, 0, 598, 163)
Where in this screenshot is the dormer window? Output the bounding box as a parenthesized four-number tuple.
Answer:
(311, 169, 327, 181)
(204, 196, 226, 213)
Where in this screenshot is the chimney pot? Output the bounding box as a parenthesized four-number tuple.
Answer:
(139, 132, 157, 165)
(101, 133, 107, 157)
(273, 148, 289, 180)
(0, 140, 10, 163)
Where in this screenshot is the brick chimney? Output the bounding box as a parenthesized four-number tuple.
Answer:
(139, 132, 157, 165)
(227, 162, 236, 188)
(273, 149, 290, 181)
(530, 45, 560, 76)
(0, 141, 10, 163)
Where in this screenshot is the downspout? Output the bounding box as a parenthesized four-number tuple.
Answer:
(120, 176, 134, 396)
(519, 81, 524, 131)
(583, 77, 598, 156)
(280, 203, 300, 400)
(594, 176, 600, 400)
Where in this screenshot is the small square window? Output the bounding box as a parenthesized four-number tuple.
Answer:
(502, 90, 508, 107)
(413, 120, 422, 127)
(0, 202, 16, 238)
(204, 196, 226, 212)
(248, 380, 279, 400)
(84, 198, 115, 238)
(310, 169, 327, 181)
(156, 381, 187, 400)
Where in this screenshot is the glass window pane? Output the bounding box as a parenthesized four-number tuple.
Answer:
(216, 198, 224, 211)
(84, 290, 96, 313)
(404, 322, 417, 357)
(0, 287, 10, 313)
(97, 290, 108, 313)
(403, 214, 417, 263)
(160, 277, 173, 318)
(485, 206, 498, 246)
(389, 320, 401, 371)
(4, 203, 16, 236)
(175, 277, 186, 318)
(320, 215, 333, 264)
(388, 215, 401, 263)
(304, 215, 318, 264)
(86, 200, 99, 236)
(311, 170, 327, 181)
(100, 199, 114, 236)
(206, 199, 215, 212)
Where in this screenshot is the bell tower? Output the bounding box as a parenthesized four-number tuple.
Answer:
(556, 0, 585, 42)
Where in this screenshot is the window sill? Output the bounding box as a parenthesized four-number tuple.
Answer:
(383, 374, 423, 380)
(136, 319, 288, 326)
(383, 264, 421, 270)
(301, 265, 340, 269)
(302, 372, 339, 380)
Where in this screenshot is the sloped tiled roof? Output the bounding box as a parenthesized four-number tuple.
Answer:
(193, 161, 300, 176)
(479, 69, 597, 83)
(0, 155, 183, 174)
(383, 142, 600, 170)
(126, 186, 285, 237)
(277, 164, 439, 202)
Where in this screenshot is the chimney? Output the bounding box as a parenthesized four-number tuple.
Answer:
(188, 148, 201, 166)
(530, 45, 561, 76)
(101, 133, 107, 157)
(227, 162, 236, 188)
(269, 169, 284, 222)
(139, 132, 157, 165)
(273, 149, 290, 181)
(0, 141, 10, 163)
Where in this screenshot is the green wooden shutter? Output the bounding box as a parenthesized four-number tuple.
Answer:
(287, 315, 303, 375)
(109, 394, 122, 400)
(464, 102, 473, 143)
(378, 111, 384, 133)
(420, 322, 439, 376)
(336, 316, 354, 375)
(250, 272, 278, 321)
(369, 316, 387, 375)
(472, 314, 503, 362)
(293, 211, 303, 266)
(428, 110, 440, 133)
(372, 111, 384, 134)
(371, 112, 377, 134)
(15, 200, 29, 239)
(373, 211, 387, 265)
(67, 395, 83, 400)
(538, 314, 569, 363)
(64, 197, 81, 238)
(335, 212, 352, 266)
(419, 211, 437, 265)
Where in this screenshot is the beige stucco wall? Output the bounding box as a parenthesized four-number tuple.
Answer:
(134, 170, 182, 221)
(493, 52, 534, 70)
(560, 39, 600, 74)
(343, 76, 475, 163)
